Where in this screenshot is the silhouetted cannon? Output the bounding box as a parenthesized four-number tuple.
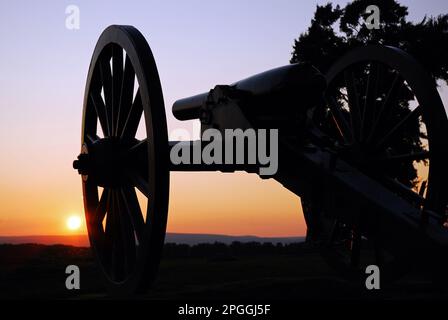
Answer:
(74, 25, 448, 294)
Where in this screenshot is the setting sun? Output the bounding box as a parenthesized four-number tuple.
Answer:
(66, 215, 82, 231)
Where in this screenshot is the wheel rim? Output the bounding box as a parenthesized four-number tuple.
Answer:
(324, 45, 448, 215)
(78, 25, 169, 293)
(309, 45, 448, 280)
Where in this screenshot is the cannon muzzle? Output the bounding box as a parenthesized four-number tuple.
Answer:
(172, 92, 209, 121)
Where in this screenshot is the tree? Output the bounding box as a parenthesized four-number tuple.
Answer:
(291, 0, 448, 82)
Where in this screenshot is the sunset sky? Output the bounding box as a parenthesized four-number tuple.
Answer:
(0, 0, 447, 238)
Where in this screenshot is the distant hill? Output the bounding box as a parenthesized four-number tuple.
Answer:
(0, 235, 89, 247)
(0, 233, 304, 247)
(166, 233, 304, 245)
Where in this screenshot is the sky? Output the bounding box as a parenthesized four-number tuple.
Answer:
(0, 0, 447, 237)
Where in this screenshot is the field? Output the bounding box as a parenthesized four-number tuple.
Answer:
(0, 243, 446, 300)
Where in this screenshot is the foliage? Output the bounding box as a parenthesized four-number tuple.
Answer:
(291, 0, 448, 83)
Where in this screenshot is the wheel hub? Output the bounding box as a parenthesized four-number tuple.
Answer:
(73, 138, 137, 187)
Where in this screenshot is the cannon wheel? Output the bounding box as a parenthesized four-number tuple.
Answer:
(78, 25, 169, 294)
(303, 45, 448, 282)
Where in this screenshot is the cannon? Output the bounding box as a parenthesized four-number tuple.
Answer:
(73, 25, 448, 294)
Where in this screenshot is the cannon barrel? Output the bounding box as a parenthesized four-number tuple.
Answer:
(172, 92, 209, 121)
(172, 63, 326, 121)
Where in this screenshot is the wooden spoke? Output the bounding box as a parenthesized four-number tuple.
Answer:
(380, 73, 402, 115)
(375, 105, 422, 150)
(90, 92, 110, 137)
(83, 180, 100, 215)
(82, 183, 112, 262)
(117, 55, 136, 137)
(366, 72, 402, 144)
(104, 190, 114, 237)
(116, 189, 137, 272)
(128, 170, 150, 198)
(350, 230, 361, 267)
(344, 69, 362, 141)
(327, 96, 353, 143)
(99, 53, 113, 137)
(121, 187, 146, 245)
(111, 190, 125, 280)
(361, 62, 381, 142)
(95, 188, 109, 226)
(113, 191, 122, 227)
(122, 91, 143, 138)
(112, 45, 124, 136)
(419, 180, 427, 197)
(103, 189, 114, 273)
(377, 150, 430, 163)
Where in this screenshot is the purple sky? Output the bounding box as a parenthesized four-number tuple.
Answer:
(0, 0, 447, 235)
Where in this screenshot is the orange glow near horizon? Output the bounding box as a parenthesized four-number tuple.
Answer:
(0, 170, 306, 238)
(167, 172, 306, 237)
